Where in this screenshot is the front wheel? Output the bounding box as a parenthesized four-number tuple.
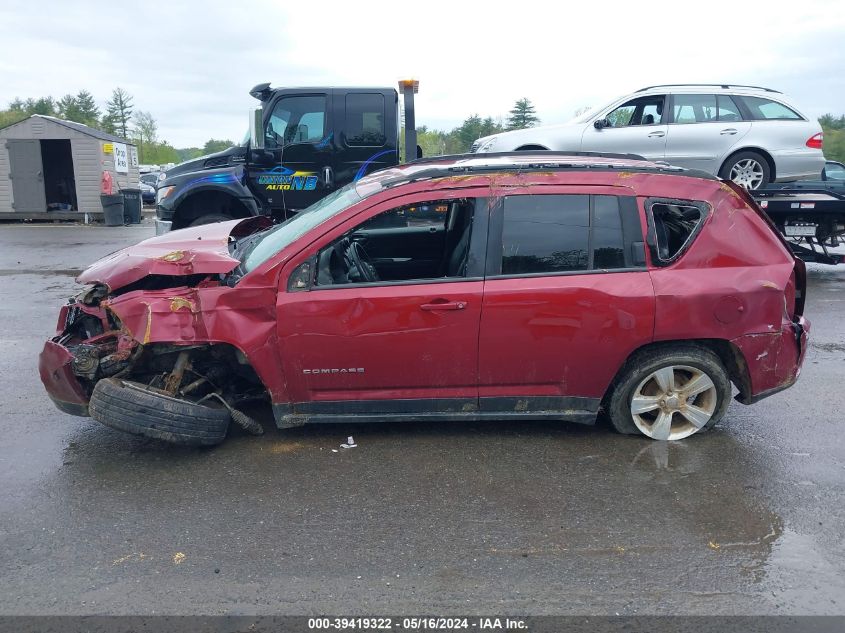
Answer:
(189, 213, 233, 227)
(720, 151, 771, 190)
(606, 346, 731, 440)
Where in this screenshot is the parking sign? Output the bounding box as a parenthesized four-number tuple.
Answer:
(113, 142, 128, 173)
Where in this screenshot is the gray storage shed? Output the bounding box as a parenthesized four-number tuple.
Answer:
(0, 115, 139, 221)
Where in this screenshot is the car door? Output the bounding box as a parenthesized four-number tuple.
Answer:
(275, 190, 489, 416)
(663, 94, 751, 174)
(248, 92, 334, 216)
(477, 189, 655, 419)
(582, 94, 668, 161)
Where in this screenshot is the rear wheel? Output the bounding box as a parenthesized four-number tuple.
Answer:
(606, 346, 731, 440)
(720, 151, 770, 190)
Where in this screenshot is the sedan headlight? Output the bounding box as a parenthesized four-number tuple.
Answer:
(476, 138, 498, 153)
(156, 186, 175, 205)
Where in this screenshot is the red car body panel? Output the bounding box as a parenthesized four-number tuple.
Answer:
(478, 271, 655, 401)
(77, 216, 272, 289)
(38, 156, 810, 428)
(38, 341, 90, 414)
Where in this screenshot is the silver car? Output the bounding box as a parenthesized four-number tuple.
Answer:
(472, 84, 825, 190)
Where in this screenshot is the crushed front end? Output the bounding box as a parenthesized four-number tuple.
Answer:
(39, 285, 136, 416)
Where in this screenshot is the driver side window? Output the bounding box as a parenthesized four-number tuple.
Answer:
(266, 95, 326, 149)
(606, 95, 665, 127)
(315, 199, 476, 286)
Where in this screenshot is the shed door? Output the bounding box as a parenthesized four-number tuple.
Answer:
(7, 140, 46, 213)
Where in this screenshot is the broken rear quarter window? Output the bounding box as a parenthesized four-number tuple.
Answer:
(649, 201, 708, 264)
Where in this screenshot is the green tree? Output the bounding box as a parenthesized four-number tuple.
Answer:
(57, 94, 82, 123)
(175, 147, 204, 162)
(819, 114, 845, 131)
(203, 138, 234, 154)
(132, 110, 158, 144)
(71, 90, 100, 126)
(104, 87, 133, 138)
(506, 98, 539, 130)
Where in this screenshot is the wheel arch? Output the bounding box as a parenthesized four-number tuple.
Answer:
(601, 338, 751, 407)
(514, 144, 551, 151)
(720, 147, 776, 182)
(171, 188, 255, 230)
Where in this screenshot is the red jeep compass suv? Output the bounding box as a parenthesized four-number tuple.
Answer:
(39, 153, 809, 444)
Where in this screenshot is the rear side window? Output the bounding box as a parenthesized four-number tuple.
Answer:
(498, 194, 631, 275)
(345, 93, 386, 146)
(648, 201, 709, 264)
(673, 94, 717, 124)
(736, 96, 802, 120)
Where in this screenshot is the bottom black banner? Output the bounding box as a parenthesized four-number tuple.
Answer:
(1, 616, 844, 633)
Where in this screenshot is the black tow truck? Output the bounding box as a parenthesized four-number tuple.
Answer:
(752, 187, 845, 265)
(154, 80, 420, 234)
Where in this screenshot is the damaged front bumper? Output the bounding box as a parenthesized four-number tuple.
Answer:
(39, 300, 137, 417)
(38, 340, 91, 416)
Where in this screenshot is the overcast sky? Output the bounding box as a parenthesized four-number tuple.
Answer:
(1, 0, 843, 148)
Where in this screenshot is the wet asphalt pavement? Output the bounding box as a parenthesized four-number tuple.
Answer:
(0, 223, 843, 616)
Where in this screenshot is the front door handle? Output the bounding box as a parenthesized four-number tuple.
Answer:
(720, 128, 738, 135)
(420, 300, 467, 311)
(647, 131, 665, 138)
(323, 166, 333, 187)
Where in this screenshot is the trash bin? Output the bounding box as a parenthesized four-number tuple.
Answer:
(100, 194, 125, 226)
(120, 188, 142, 224)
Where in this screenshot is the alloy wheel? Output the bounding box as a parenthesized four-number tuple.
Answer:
(629, 365, 718, 440)
(729, 159, 765, 190)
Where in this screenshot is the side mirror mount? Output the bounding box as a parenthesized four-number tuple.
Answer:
(594, 118, 610, 130)
(249, 107, 264, 150)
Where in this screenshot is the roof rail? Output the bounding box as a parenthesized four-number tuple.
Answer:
(636, 84, 780, 94)
(405, 150, 648, 167)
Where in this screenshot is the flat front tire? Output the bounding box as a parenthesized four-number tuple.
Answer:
(89, 378, 230, 446)
(607, 346, 731, 440)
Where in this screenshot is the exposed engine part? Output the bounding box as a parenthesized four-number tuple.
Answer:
(179, 365, 229, 396)
(164, 351, 191, 394)
(78, 284, 109, 307)
(69, 342, 116, 380)
(201, 392, 264, 436)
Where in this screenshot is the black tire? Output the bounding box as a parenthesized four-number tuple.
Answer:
(89, 378, 230, 446)
(189, 213, 233, 227)
(719, 150, 771, 190)
(606, 345, 731, 440)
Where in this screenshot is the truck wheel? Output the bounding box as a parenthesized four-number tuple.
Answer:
(606, 346, 731, 441)
(89, 378, 230, 446)
(189, 213, 232, 227)
(719, 151, 770, 190)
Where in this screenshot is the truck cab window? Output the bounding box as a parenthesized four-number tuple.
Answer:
(266, 95, 326, 148)
(315, 199, 474, 286)
(345, 94, 386, 146)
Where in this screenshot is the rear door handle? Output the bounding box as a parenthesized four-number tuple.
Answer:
(420, 300, 467, 311)
(720, 128, 738, 135)
(323, 166, 333, 186)
(647, 131, 665, 138)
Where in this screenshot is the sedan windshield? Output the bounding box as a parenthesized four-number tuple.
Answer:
(242, 182, 364, 273)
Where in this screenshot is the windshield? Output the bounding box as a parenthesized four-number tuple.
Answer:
(241, 182, 364, 273)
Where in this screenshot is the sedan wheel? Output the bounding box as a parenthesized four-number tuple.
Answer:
(729, 158, 766, 190)
(629, 365, 718, 440)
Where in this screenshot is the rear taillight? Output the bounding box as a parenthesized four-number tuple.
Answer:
(792, 258, 806, 317)
(806, 133, 823, 149)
